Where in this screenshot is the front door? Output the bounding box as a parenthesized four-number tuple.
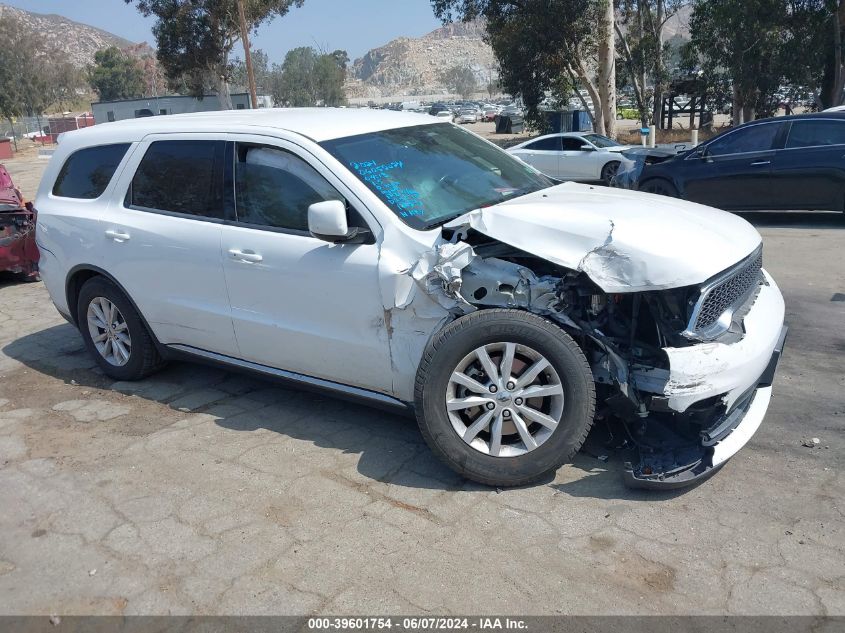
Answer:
(558, 137, 598, 180)
(220, 138, 394, 394)
(682, 121, 787, 209)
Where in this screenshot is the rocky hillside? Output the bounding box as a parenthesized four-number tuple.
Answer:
(346, 11, 692, 100)
(0, 3, 133, 67)
(347, 20, 497, 99)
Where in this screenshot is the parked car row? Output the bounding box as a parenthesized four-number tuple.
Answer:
(429, 101, 524, 124)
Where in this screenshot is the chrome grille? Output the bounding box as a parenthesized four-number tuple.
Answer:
(686, 248, 763, 339)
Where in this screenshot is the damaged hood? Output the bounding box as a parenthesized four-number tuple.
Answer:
(445, 182, 762, 292)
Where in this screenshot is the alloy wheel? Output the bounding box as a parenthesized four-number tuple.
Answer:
(445, 342, 564, 457)
(86, 297, 131, 367)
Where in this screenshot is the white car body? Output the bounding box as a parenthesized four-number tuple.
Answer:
(35, 108, 786, 488)
(508, 132, 629, 182)
(456, 110, 478, 124)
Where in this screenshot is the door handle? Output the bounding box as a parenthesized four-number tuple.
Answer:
(104, 229, 130, 242)
(228, 249, 263, 263)
(750, 160, 771, 166)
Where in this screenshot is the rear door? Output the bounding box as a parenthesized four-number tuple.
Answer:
(511, 137, 561, 178)
(682, 121, 787, 209)
(769, 118, 845, 210)
(102, 135, 239, 356)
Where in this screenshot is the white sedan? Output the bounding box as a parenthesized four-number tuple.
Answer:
(507, 132, 629, 184)
(456, 109, 479, 124)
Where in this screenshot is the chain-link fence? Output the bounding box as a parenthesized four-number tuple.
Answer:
(1, 113, 94, 152)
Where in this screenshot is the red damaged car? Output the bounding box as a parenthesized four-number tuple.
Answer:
(0, 164, 39, 280)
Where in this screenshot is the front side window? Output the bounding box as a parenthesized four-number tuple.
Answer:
(52, 143, 130, 199)
(561, 137, 587, 151)
(129, 140, 224, 218)
(786, 119, 845, 148)
(582, 134, 619, 148)
(234, 145, 343, 231)
(321, 123, 553, 230)
(707, 123, 785, 156)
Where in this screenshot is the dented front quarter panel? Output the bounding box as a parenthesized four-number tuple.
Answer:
(445, 182, 762, 293)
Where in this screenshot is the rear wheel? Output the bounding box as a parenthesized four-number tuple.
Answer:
(77, 276, 166, 381)
(640, 178, 679, 197)
(414, 309, 596, 487)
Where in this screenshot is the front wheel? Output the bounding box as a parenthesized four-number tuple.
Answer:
(640, 178, 679, 197)
(414, 309, 596, 487)
(601, 161, 621, 186)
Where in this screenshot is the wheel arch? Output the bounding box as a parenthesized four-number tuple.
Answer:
(638, 175, 680, 196)
(65, 264, 167, 355)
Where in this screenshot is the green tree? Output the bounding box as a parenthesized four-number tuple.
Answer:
(231, 49, 270, 93)
(684, 0, 823, 122)
(0, 15, 27, 148)
(271, 47, 346, 107)
(615, 0, 688, 126)
(439, 65, 478, 99)
(88, 47, 144, 101)
(431, 0, 617, 136)
(126, 0, 305, 109)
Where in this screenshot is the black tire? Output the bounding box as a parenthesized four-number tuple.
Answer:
(601, 161, 621, 186)
(640, 178, 679, 197)
(77, 276, 166, 381)
(414, 309, 596, 487)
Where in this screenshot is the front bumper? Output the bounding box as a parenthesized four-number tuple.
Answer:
(623, 325, 787, 489)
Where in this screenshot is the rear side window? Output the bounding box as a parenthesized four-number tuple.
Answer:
(52, 143, 130, 199)
(129, 140, 224, 219)
(786, 120, 845, 148)
(525, 137, 561, 151)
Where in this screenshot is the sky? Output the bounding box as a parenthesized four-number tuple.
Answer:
(3, 0, 444, 62)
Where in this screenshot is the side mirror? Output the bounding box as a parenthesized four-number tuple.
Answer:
(308, 200, 370, 244)
(580, 144, 596, 152)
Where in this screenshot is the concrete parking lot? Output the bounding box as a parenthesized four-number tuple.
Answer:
(0, 151, 843, 616)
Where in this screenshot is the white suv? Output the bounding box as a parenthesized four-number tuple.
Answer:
(35, 109, 787, 488)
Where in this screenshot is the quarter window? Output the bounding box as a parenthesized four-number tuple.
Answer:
(234, 144, 343, 232)
(786, 120, 845, 148)
(52, 143, 130, 199)
(706, 123, 785, 156)
(129, 140, 224, 218)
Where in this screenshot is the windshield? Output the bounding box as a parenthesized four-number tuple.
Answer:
(583, 134, 621, 148)
(320, 123, 553, 229)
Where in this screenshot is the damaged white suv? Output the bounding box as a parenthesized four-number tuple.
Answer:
(35, 109, 787, 488)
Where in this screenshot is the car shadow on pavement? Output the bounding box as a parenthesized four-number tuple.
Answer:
(4, 322, 676, 499)
(736, 210, 845, 229)
(0, 271, 35, 288)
